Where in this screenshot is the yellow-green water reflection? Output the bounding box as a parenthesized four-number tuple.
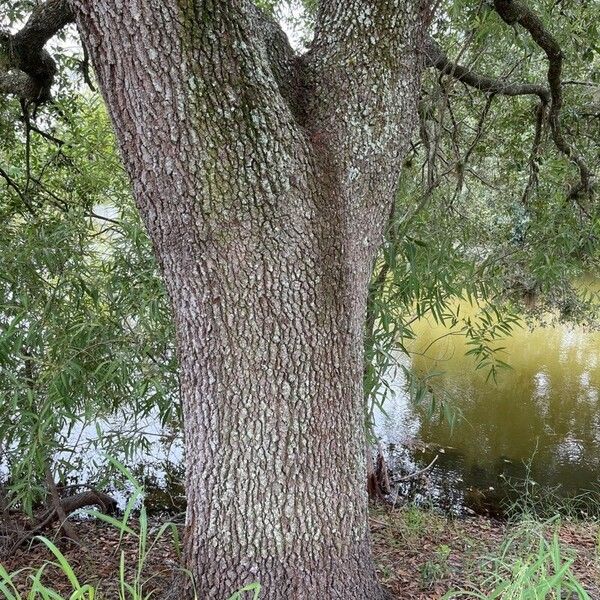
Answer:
(378, 301, 600, 512)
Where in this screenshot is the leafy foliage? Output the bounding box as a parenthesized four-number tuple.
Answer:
(364, 0, 600, 424)
(0, 0, 599, 510)
(0, 97, 177, 511)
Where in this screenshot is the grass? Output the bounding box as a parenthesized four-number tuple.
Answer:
(420, 544, 452, 588)
(0, 459, 260, 600)
(371, 501, 599, 599)
(444, 517, 592, 599)
(2, 459, 598, 599)
(499, 453, 600, 523)
(0, 541, 260, 600)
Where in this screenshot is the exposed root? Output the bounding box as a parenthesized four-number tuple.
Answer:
(1, 489, 118, 555)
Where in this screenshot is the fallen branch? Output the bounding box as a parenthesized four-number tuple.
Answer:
(45, 467, 81, 544)
(392, 454, 440, 509)
(40, 489, 118, 527)
(395, 454, 439, 483)
(7, 489, 117, 553)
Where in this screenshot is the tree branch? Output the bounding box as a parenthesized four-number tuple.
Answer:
(425, 0, 596, 202)
(522, 102, 546, 204)
(424, 36, 550, 102)
(0, 0, 74, 102)
(493, 0, 594, 198)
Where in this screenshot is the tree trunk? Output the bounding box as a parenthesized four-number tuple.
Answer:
(72, 1, 428, 597)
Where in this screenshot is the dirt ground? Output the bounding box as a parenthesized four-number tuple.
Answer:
(2, 505, 599, 599)
(370, 505, 599, 598)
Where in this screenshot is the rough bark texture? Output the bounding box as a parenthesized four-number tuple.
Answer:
(71, 1, 427, 597)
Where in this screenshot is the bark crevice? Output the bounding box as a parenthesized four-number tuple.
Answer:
(8, 2, 430, 598)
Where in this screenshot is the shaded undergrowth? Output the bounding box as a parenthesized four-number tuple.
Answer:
(1, 462, 599, 599)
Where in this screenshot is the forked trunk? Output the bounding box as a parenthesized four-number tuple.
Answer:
(73, 1, 427, 597)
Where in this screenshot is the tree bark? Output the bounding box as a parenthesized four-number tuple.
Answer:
(71, 1, 428, 597)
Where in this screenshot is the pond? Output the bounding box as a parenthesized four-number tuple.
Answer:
(376, 295, 600, 516)
(4, 289, 599, 519)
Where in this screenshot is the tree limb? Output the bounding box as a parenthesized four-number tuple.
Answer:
(425, 0, 596, 201)
(424, 36, 550, 102)
(493, 0, 594, 198)
(1, 0, 74, 102)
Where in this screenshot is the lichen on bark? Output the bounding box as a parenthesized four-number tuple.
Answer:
(69, 1, 430, 598)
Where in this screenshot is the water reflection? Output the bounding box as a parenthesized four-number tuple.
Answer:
(377, 304, 600, 515)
